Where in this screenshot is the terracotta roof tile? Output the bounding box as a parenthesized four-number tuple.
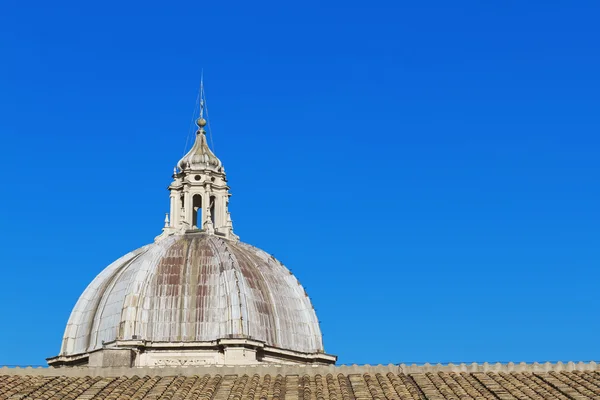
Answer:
(1, 372, 600, 400)
(546, 371, 595, 399)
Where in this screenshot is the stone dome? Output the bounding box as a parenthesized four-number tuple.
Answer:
(49, 89, 336, 367)
(54, 233, 332, 366)
(177, 123, 222, 172)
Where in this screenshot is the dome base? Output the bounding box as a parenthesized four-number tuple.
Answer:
(47, 338, 336, 368)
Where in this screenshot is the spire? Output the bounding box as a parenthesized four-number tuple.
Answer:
(199, 71, 205, 120)
(177, 81, 221, 172)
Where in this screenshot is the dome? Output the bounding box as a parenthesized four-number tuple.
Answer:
(55, 233, 331, 366)
(49, 87, 336, 367)
(177, 124, 222, 172)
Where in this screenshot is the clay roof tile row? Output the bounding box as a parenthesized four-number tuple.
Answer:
(2, 372, 600, 400)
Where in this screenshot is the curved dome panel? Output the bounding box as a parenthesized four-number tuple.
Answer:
(60, 234, 323, 356)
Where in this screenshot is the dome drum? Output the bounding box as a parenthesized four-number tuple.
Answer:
(48, 337, 336, 368)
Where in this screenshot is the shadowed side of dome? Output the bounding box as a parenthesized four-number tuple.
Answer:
(227, 240, 323, 352)
(50, 234, 334, 367)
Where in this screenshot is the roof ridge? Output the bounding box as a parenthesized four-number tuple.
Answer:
(1, 361, 599, 377)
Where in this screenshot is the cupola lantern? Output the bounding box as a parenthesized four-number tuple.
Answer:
(161, 99, 237, 241)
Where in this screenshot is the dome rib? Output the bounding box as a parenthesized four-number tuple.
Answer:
(214, 237, 248, 338)
(214, 236, 244, 338)
(132, 235, 194, 342)
(227, 241, 279, 346)
(92, 237, 174, 350)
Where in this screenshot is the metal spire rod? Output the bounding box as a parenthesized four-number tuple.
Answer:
(200, 72, 216, 151)
(199, 69, 205, 119)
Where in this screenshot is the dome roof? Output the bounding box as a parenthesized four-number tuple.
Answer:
(60, 233, 324, 357)
(177, 122, 222, 172)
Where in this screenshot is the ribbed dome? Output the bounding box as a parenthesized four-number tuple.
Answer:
(60, 233, 324, 357)
(177, 128, 222, 172)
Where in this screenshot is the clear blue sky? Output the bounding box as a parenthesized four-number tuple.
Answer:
(0, 1, 599, 366)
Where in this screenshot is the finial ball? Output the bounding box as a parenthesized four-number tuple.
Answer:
(196, 118, 207, 127)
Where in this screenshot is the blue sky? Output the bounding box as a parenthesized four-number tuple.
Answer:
(0, 1, 599, 366)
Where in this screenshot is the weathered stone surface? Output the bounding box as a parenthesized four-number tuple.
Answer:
(54, 233, 329, 366)
(88, 349, 134, 367)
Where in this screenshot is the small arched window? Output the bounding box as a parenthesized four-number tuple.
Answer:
(192, 194, 202, 228)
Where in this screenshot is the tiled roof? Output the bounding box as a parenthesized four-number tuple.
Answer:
(2, 370, 600, 400)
